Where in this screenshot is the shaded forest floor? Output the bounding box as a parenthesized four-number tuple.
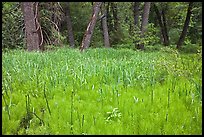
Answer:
(2, 47, 202, 135)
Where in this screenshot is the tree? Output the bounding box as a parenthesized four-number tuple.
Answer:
(80, 2, 102, 51)
(109, 2, 124, 45)
(188, 2, 202, 44)
(101, 3, 110, 48)
(137, 2, 151, 50)
(2, 2, 24, 49)
(133, 2, 140, 27)
(34, 2, 44, 50)
(161, 4, 169, 46)
(106, 2, 114, 33)
(153, 3, 169, 46)
(111, 2, 119, 32)
(65, 2, 75, 48)
(2, 2, 202, 51)
(50, 2, 63, 46)
(22, 2, 42, 51)
(141, 3, 151, 35)
(176, 2, 194, 49)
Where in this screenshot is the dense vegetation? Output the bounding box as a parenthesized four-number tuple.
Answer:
(2, 2, 202, 50)
(2, 2, 202, 135)
(2, 48, 202, 135)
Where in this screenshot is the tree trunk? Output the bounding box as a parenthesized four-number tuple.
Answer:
(133, 2, 140, 27)
(177, 2, 194, 49)
(22, 2, 40, 51)
(34, 2, 44, 50)
(50, 2, 62, 46)
(110, 2, 123, 45)
(161, 7, 169, 46)
(106, 2, 114, 33)
(80, 2, 102, 51)
(101, 3, 110, 48)
(141, 2, 151, 35)
(111, 2, 119, 32)
(137, 2, 151, 50)
(65, 2, 75, 48)
(153, 3, 169, 46)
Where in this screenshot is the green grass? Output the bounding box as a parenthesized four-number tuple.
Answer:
(2, 47, 202, 135)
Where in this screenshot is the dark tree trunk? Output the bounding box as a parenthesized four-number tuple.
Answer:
(161, 8, 169, 46)
(101, 3, 110, 48)
(153, 3, 169, 46)
(106, 2, 114, 32)
(65, 2, 75, 48)
(133, 2, 140, 27)
(110, 2, 123, 45)
(177, 2, 194, 49)
(111, 2, 119, 32)
(137, 2, 151, 50)
(22, 2, 40, 51)
(80, 2, 102, 51)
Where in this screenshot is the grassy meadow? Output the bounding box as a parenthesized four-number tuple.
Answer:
(2, 47, 202, 135)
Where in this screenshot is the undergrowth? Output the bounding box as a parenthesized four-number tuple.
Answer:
(2, 47, 202, 135)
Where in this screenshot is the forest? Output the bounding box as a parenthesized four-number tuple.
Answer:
(2, 2, 202, 135)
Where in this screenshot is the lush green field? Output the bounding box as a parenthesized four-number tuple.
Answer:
(2, 47, 202, 135)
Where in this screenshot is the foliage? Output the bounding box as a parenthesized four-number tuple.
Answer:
(105, 108, 122, 122)
(168, 28, 180, 45)
(2, 2, 24, 49)
(188, 2, 202, 44)
(2, 2, 202, 50)
(2, 48, 202, 135)
(179, 43, 202, 54)
(1, 2, 202, 135)
(68, 2, 92, 46)
(39, 2, 65, 46)
(131, 23, 160, 47)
